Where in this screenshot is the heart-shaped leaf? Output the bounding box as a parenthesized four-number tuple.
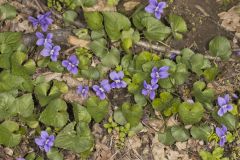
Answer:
(39, 98, 69, 128)
(86, 96, 109, 123)
(171, 126, 190, 141)
(209, 36, 231, 60)
(178, 102, 205, 125)
(158, 128, 176, 145)
(190, 125, 211, 142)
(72, 103, 91, 124)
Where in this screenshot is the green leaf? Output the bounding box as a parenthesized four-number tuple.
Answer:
(190, 125, 211, 142)
(0, 32, 22, 55)
(102, 12, 131, 40)
(132, 11, 151, 30)
(48, 61, 64, 73)
(0, 124, 21, 147)
(212, 147, 224, 159)
(63, 10, 78, 24)
(169, 14, 187, 40)
(121, 102, 143, 127)
(209, 36, 231, 60)
(178, 102, 205, 125)
(134, 94, 147, 107)
(173, 63, 189, 85)
(102, 48, 120, 67)
(0, 93, 15, 119)
(142, 17, 171, 41)
(55, 122, 94, 153)
(81, 67, 100, 80)
(113, 110, 127, 125)
(176, 48, 195, 69)
(171, 126, 190, 141)
(39, 99, 68, 128)
(158, 128, 176, 145)
(72, 103, 91, 124)
(0, 71, 24, 92)
(47, 148, 63, 160)
(121, 54, 133, 70)
(34, 81, 68, 106)
(89, 38, 107, 58)
(212, 112, 238, 131)
(9, 94, 34, 117)
(86, 96, 109, 123)
(1, 120, 19, 132)
(199, 150, 213, 160)
(0, 3, 17, 20)
(203, 66, 219, 82)
(84, 12, 103, 30)
(192, 81, 215, 108)
(152, 92, 174, 111)
(190, 54, 205, 75)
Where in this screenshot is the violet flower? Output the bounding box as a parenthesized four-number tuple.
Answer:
(40, 45, 61, 62)
(232, 93, 239, 99)
(145, 0, 167, 19)
(151, 66, 169, 84)
(217, 94, 233, 117)
(141, 80, 159, 100)
(92, 79, 111, 100)
(216, 125, 227, 147)
(62, 55, 79, 75)
(16, 158, 25, 160)
(76, 85, 89, 98)
(35, 131, 55, 152)
(109, 71, 127, 89)
(28, 12, 53, 32)
(36, 32, 53, 48)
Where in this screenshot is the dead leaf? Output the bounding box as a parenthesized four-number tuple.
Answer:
(148, 119, 165, 131)
(68, 36, 90, 48)
(218, 5, 240, 38)
(83, 0, 116, 12)
(151, 134, 167, 160)
(175, 142, 187, 151)
(123, 1, 140, 11)
(126, 135, 142, 150)
(166, 116, 179, 127)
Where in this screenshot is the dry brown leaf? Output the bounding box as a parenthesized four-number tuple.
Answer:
(123, 1, 140, 11)
(148, 119, 165, 131)
(218, 5, 240, 38)
(68, 36, 90, 48)
(166, 116, 180, 127)
(175, 142, 187, 151)
(126, 135, 142, 150)
(151, 135, 167, 160)
(83, 0, 116, 12)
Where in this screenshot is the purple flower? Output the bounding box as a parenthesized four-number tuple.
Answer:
(151, 66, 169, 84)
(141, 80, 158, 100)
(216, 125, 227, 147)
(217, 94, 233, 117)
(36, 32, 53, 48)
(109, 71, 127, 89)
(76, 85, 89, 98)
(62, 55, 79, 74)
(234, 50, 240, 56)
(16, 158, 25, 160)
(35, 131, 55, 153)
(169, 53, 177, 60)
(92, 79, 111, 100)
(40, 45, 61, 62)
(145, 0, 167, 19)
(28, 12, 53, 32)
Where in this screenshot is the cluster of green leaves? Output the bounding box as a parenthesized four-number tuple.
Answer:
(199, 147, 229, 160)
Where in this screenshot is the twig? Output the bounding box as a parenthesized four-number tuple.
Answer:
(34, 0, 44, 12)
(136, 41, 237, 62)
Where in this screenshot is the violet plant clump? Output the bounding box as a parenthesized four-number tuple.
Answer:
(28, 12, 53, 32)
(92, 79, 111, 100)
(36, 32, 53, 48)
(145, 0, 167, 19)
(35, 131, 55, 152)
(141, 80, 159, 100)
(40, 45, 61, 62)
(216, 125, 227, 147)
(76, 85, 89, 98)
(109, 71, 127, 89)
(217, 94, 233, 116)
(62, 55, 79, 74)
(151, 66, 170, 84)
